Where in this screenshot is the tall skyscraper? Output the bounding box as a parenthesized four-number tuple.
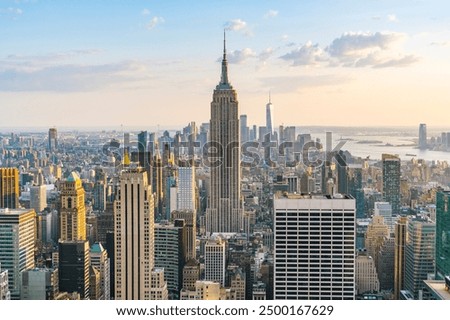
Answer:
(48, 127, 58, 152)
(59, 240, 90, 299)
(266, 94, 274, 137)
(60, 172, 86, 241)
(273, 194, 356, 300)
(206, 33, 243, 234)
(419, 123, 427, 150)
(0, 168, 19, 209)
(154, 220, 185, 299)
(115, 168, 167, 300)
(204, 237, 226, 286)
(404, 216, 435, 299)
(394, 216, 407, 299)
(382, 154, 401, 215)
(0, 208, 36, 299)
(436, 190, 450, 280)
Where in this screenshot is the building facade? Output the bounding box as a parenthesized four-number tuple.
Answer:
(60, 172, 86, 241)
(0, 208, 36, 299)
(273, 194, 356, 300)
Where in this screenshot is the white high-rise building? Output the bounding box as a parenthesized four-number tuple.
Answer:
(176, 167, 196, 212)
(274, 194, 356, 300)
(30, 185, 47, 213)
(115, 168, 167, 300)
(0, 208, 36, 299)
(204, 237, 226, 286)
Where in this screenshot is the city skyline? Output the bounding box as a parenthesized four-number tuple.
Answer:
(2, 1, 450, 127)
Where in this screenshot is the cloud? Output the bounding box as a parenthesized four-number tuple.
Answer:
(280, 42, 326, 66)
(224, 19, 252, 36)
(326, 32, 405, 58)
(0, 60, 151, 92)
(278, 31, 419, 69)
(388, 14, 398, 22)
(225, 48, 257, 64)
(141, 8, 150, 16)
(325, 31, 419, 68)
(264, 10, 278, 19)
(372, 16, 381, 20)
(147, 16, 164, 30)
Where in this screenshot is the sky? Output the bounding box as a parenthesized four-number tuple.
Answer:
(1, 0, 450, 129)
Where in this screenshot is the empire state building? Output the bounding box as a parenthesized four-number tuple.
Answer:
(206, 33, 243, 234)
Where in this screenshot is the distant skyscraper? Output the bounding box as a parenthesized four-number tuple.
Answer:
(0, 168, 19, 209)
(365, 215, 389, 268)
(266, 94, 274, 137)
(206, 33, 243, 234)
(30, 185, 47, 213)
(382, 154, 401, 215)
(204, 237, 226, 286)
(48, 127, 58, 152)
(60, 172, 86, 241)
(114, 168, 167, 300)
(240, 114, 249, 143)
(436, 191, 450, 280)
(93, 181, 106, 211)
(273, 194, 356, 300)
(404, 216, 435, 299)
(419, 123, 427, 150)
(374, 202, 394, 233)
(137, 131, 147, 153)
(59, 240, 90, 299)
(0, 208, 36, 299)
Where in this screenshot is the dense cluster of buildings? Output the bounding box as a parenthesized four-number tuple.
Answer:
(0, 37, 450, 301)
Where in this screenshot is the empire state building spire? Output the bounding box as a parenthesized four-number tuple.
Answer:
(218, 30, 232, 89)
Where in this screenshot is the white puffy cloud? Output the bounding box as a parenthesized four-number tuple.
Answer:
(279, 31, 419, 69)
(326, 32, 405, 58)
(147, 16, 165, 30)
(224, 19, 252, 36)
(226, 48, 257, 64)
(224, 19, 246, 31)
(280, 42, 326, 66)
